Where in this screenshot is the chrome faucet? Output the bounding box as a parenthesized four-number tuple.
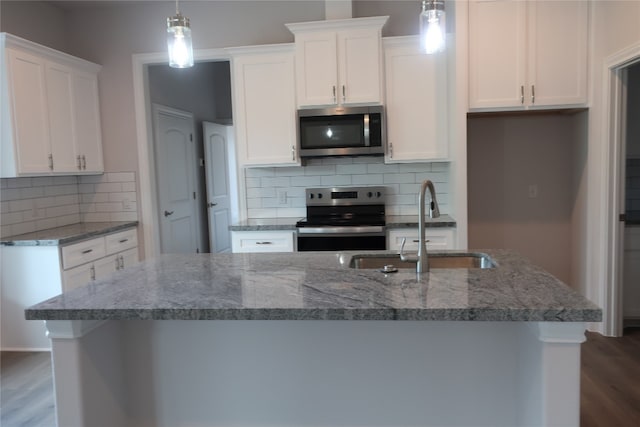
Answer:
(399, 179, 441, 273)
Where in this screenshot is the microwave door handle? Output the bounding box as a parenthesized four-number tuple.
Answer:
(363, 113, 370, 147)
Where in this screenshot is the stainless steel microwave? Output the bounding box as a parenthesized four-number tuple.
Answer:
(298, 106, 385, 159)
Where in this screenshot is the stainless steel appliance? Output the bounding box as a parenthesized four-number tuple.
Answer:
(296, 186, 387, 251)
(298, 106, 385, 160)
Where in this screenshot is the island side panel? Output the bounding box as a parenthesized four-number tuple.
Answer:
(123, 320, 521, 427)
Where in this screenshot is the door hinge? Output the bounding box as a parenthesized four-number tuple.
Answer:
(620, 213, 626, 222)
(196, 248, 200, 253)
(190, 133, 193, 142)
(193, 192, 196, 200)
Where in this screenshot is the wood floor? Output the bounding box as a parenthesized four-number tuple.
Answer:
(1, 329, 639, 427)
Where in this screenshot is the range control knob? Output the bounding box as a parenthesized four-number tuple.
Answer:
(318, 193, 323, 199)
(367, 191, 373, 198)
(309, 193, 314, 199)
(376, 191, 382, 198)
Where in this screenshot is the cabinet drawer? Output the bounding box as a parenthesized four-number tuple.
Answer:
(231, 231, 295, 253)
(387, 228, 455, 251)
(61, 237, 106, 270)
(105, 228, 138, 255)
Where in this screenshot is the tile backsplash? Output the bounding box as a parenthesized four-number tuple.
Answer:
(245, 157, 450, 218)
(0, 172, 137, 238)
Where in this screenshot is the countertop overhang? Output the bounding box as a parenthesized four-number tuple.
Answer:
(25, 250, 601, 322)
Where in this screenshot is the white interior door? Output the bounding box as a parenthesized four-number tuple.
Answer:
(203, 122, 233, 253)
(153, 105, 199, 254)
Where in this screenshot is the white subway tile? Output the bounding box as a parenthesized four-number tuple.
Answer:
(0, 188, 22, 201)
(353, 156, 381, 164)
(288, 176, 321, 187)
(81, 193, 109, 204)
(431, 162, 450, 172)
(245, 168, 275, 178)
(80, 203, 96, 213)
(336, 164, 367, 175)
(246, 198, 261, 209)
(261, 177, 290, 188)
(109, 212, 138, 222)
(78, 183, 95, 194)
(321, 157, 353, 165)
(35, 217, 59, 230)
(274, 167, 305, 177)
(107, 172, 135, 182)
(383, 173, 416, 184)
(275, 207, 305, 218)
(121, 201, 137, 212)
(0, 179, 7, 189)
(398, 163, 432, 173)
(262, 197, 282, 208)
(290, 197, 306, 208)
(83, 212, 110, 222)
(9, 199, 34, 212)
(31, 177, 54, 186)
(415, 172, 447, 183)
(35, 197, 57, 209)
(78, 175, 105, 184)
(11, 221, 37, 236)
(55, 194, 80, 206)
(0, 225, 12, 238)
(52, 176, 78, 186)
(94, 182, 123, 193)
(388, 194, 416, 205)
(56, 214, 80, 227)
(1, 212, 23, 225)
(247, 187, 275, 198)
(20, 186, 45, 199)
(352, 174, 383, 185)
(0, 201, 8, 214)
(399, 183, 420, 194)
(121, 182, 136, 192)
(246, 208, 274, 219)
(45, 184, 78, 197)
(7, 178, 32, 189)
(320, 175, 352, 186)
(245, 177, 261, 188)
(22, 208, 47, 222)
(303, 165, 336, 176)
(108, 192, 137, 203)
(94, 202, 124, 213)
(46, 205, 80, 218)
(367, 163, 398, 174)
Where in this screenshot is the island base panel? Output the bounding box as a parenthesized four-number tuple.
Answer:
(46, 320, 585, 427)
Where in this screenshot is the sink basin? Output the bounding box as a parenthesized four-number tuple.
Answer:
(349, 253, 496, 270)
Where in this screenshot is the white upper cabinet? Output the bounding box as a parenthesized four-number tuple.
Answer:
(1, 33, 103, 177)
(468, 0, 588, 111)
(230, 44, 299, 167)
(287, 16, 388, 108)
(383, 36, 449, 163)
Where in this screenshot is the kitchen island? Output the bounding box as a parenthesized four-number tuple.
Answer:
(26, 250, 600, 427)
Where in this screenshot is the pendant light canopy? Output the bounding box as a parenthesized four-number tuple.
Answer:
(420, 0, 446, 54)
(167, 0, 194, 68)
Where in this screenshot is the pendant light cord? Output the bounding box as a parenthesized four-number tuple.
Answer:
(175, 0, 179, 15)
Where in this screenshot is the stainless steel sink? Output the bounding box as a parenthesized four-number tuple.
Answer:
(349, 253, 496, 270)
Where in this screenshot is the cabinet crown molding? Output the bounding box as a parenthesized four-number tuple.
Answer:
(285, 15, 389, 34)
(1, 32, 101, 73)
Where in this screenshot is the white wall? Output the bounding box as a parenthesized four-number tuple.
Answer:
(0, 0, 69, 51)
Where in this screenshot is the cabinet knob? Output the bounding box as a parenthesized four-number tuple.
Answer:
(77, 155, 82, 170)
(342, 85, 346, 103)
(332, 85, 337, 103)
(520, 85, 524, 105)
(531, 85, 535, 104)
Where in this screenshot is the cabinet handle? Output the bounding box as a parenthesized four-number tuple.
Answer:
(531, 85, 535, 104)
(90, 265, 96, 280)
(82, 155, 87, 170)
(256, 241, 273, 245)
(77, 155, 82, 170)
(520, 85, 524, 104)
(119, 239, 129, 243)
(342, 85, 346, 103)
(332, 85, 336, 103)
(48, 154, 54, 170)
(164, 210, 174, 217)
(115, 257, 121, 270)
(291, 145, 296, 161)
(389, 143, 393, 159)
(120, 255, 124, 269)
(82, 249, 93, 254)
(411, 239, 430, 243)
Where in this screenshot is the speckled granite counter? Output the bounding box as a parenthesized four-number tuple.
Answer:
(386, 214, 456, 229)
(229, 215, 456, 231)
(1, 221, 138, 246)
(229, 217, 299, 231)
(26, 249, 600, 322)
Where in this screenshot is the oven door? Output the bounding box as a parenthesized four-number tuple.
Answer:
(296, 226, 386, 252)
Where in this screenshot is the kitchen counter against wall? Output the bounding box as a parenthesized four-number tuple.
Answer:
(229, 214, 456, 231)
(0, 221, 138, 246)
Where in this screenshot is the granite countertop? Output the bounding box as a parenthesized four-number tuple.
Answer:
(229, 215, 456, 231)
(0, 221, 138, 246)
(25, 249, 601, 322)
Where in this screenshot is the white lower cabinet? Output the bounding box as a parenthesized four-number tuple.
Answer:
(231, 231, 296, 253)
(0, 227, 138, 350)
(387, 228, 455, 252)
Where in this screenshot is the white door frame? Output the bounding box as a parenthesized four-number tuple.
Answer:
(601, 42, 640, 336)
(132, 49, 244, 258)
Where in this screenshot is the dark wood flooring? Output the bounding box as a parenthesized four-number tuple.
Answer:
(1, 329, 639, 427)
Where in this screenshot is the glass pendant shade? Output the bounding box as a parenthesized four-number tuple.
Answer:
(420, 0, 446, 54)
(167, 13, 194, 68)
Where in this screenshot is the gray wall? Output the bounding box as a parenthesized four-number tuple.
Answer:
(467, 113, 587, 286)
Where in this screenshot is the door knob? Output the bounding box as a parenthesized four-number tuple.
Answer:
(164, 210, 174, 217)
(207, 202, 217, 207)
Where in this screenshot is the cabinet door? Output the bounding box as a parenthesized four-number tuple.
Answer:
(62, 262, 96, 292)
(337, 28, 382, 105)
(527, 0, 588, 108)
(384, 37, 448, 162)
(46, 61, 79, 173)
(294, 32, 338, 107)
(6, 48, 51, 174)
(118, 247, 139, 270)
(72, 70, 104, 173)
(233, 49, 299, 166)
(468, 0, 527, 110)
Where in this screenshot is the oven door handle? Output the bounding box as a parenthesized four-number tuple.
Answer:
(297, 226, 385, 235)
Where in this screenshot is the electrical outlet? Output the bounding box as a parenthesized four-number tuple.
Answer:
(277, 190, 287, 205)
(528, 184, 538, 199)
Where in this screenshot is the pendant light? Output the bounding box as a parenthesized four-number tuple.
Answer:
(167, 0, 194, 68)
(420, 0, 446, 54)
